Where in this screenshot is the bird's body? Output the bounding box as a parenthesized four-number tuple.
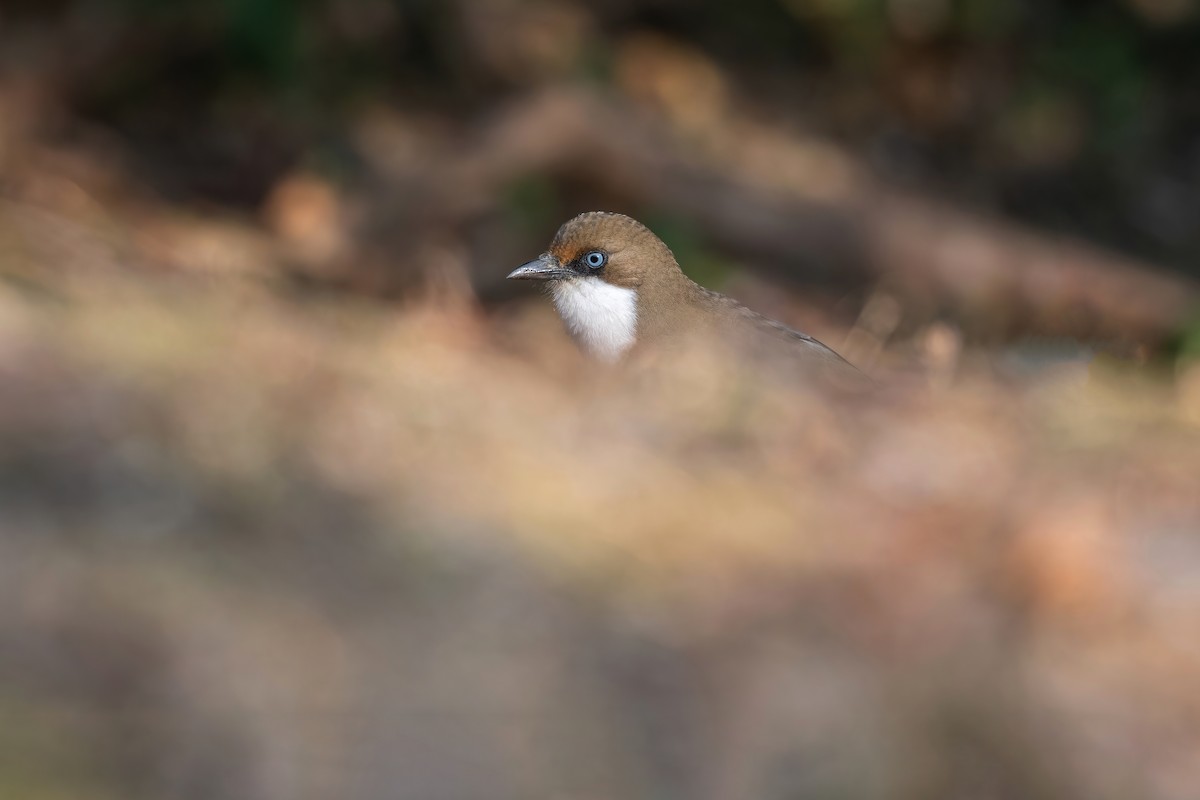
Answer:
(509, 212, 862, 381)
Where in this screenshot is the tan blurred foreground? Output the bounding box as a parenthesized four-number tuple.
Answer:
(2, 60, 1200, 800)
(1, 261, 1200, 799)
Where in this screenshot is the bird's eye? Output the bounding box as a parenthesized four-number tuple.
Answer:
(582, 250, 607, 269)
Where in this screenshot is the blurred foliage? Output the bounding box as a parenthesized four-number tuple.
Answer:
(3, 0, 1196, 270)
(1170, 313, 1200, 362)
(641, 212, 737, 289)
(502, 173, 562, 240)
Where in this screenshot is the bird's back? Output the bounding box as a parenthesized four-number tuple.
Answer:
(692, 286, 868, 385)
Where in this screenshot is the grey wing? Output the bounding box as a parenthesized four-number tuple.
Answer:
(758, 314, 862, 372)
(715, 293, 863, 373)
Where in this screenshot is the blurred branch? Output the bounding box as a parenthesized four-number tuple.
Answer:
(438, 89, 1199, 342)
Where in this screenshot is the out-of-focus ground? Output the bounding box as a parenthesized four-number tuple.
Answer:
(2, 2, 1200, 799)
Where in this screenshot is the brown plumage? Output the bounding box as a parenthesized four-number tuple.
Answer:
(509, 211, 864, 382)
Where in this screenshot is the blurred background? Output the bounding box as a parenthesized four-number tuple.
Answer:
(2, 1, 1200, 799)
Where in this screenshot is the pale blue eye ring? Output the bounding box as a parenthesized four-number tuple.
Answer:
(583, 250, 607, 269)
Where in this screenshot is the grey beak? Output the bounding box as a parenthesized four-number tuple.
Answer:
(507, 253, 572, 281)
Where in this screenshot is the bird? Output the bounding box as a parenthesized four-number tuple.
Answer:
(507, 211, 865, 383)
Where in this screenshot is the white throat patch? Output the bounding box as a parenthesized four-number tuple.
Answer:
(551, 278, 638, 362)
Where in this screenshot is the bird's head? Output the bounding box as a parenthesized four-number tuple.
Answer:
(507, 212, 691, 361)
(506, 211, 681, 290)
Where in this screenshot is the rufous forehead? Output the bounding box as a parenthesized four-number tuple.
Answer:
(548, 230, 622, 265)
(548, 213, 653, 262)
(548, 225, 612, 263)
(548, 240, 586, 264)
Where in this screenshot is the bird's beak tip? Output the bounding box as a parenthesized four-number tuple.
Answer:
(505, 265, 535, 280)
(507, 254, 566, 281)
